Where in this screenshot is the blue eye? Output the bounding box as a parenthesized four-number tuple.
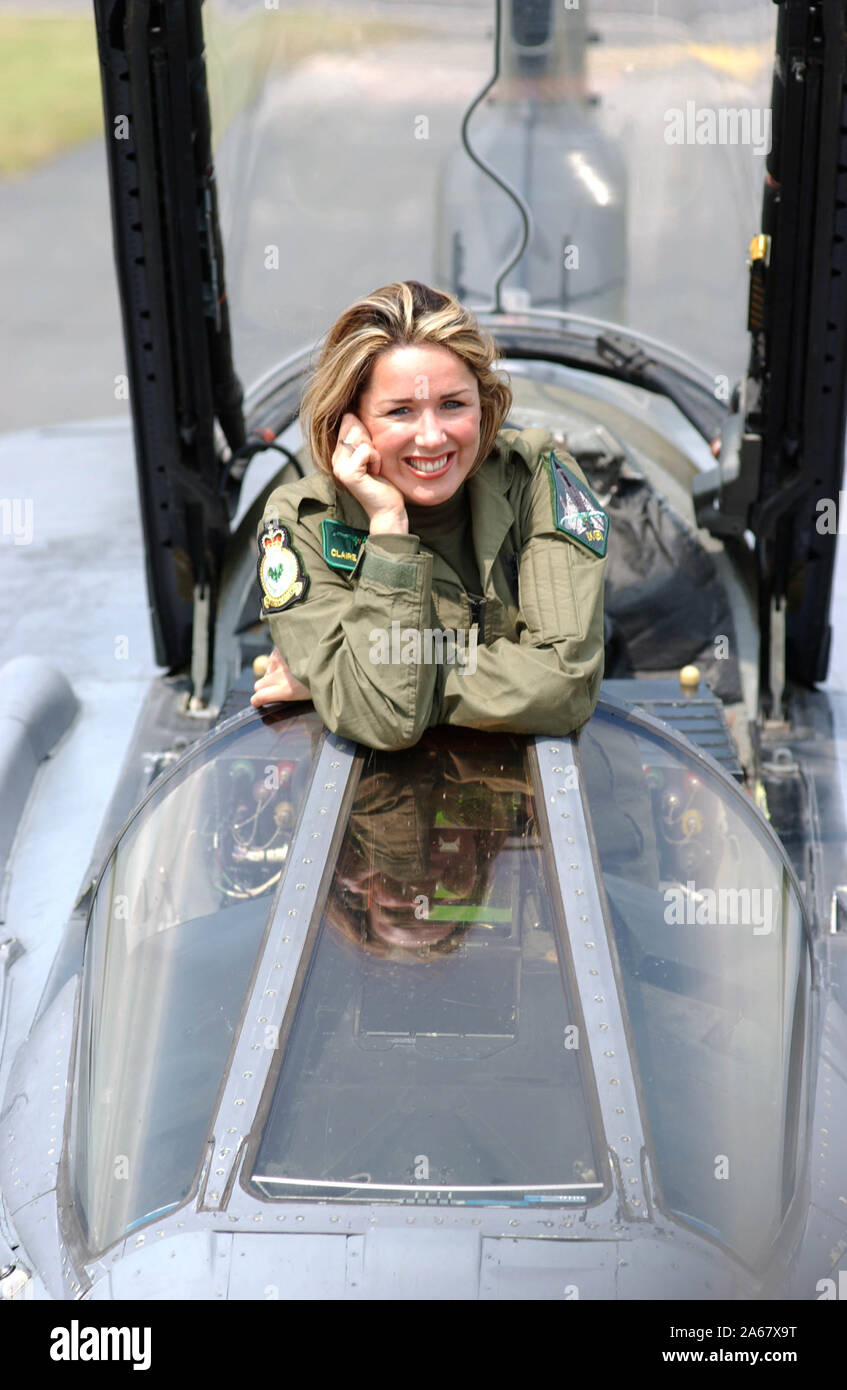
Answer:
(386, 399, 468, 417)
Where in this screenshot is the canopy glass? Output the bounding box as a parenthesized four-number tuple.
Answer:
(203, 1, 775, 393)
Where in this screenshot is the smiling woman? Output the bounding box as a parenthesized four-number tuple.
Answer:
(251, 280, 608, 750)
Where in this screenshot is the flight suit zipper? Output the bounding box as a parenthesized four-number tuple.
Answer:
(468, 595, 486, 644)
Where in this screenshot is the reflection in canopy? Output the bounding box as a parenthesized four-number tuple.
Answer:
(251, 730, 602, 1201)
(327, 732, 532, 958)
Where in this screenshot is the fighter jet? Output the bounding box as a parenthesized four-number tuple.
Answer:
(1, 0, 846, 1302)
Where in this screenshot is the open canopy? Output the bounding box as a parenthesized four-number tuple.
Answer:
(93, 0, 847, 686)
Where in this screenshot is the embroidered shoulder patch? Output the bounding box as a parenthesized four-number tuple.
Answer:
(257, 520, 309, 614)
(321, 519, 368, 572)
(548, 451, 609, 557)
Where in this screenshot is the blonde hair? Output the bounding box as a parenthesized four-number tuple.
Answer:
(299, 281, 512, 475)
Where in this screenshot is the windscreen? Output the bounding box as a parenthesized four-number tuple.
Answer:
(249, 731, 603, 1205)
(580, 709, 809, 1268)
(203, 1, 775, 392)
(70, 708, 326, 1254)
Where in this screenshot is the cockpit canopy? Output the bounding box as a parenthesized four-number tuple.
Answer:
(71, 703, 808, 1268)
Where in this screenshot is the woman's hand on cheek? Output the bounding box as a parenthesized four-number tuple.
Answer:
(250, 647, 312, 707)
(332, 412, 408, 533)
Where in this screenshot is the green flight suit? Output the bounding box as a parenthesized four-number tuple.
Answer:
(257, 426, 607, 749)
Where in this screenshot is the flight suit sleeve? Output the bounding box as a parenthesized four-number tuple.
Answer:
(259, 491, 440, 750)
(436, 454, 606, 735)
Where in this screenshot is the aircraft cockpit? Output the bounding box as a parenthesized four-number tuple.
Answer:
(2, 0, 844, 1312)
(67, 700, 810, 1281)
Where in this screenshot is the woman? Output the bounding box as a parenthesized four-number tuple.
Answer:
(251, 280, 607, 749)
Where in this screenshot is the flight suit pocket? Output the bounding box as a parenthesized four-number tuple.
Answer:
(519, 535, 583, 641)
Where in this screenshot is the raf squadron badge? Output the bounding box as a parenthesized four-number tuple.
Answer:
(257, 519, 309, 615)
(548, 450, 609, 558)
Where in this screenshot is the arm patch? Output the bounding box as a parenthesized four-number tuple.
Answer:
(547, 451, 609, 557)
(257, 520, 309, 614)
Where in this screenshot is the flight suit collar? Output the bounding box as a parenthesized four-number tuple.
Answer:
(294, 471, 371, 532)
(467, 445, 517, 595)
(336, 486, 371, 533)
(467, 426, 554, 593)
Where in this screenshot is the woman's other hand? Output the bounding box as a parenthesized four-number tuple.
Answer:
(332, 412, 408, 534)
(250, 647, 311, 707)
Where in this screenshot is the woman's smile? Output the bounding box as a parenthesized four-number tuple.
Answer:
(402, 450, 455, 477)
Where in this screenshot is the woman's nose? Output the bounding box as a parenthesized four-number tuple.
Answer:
(414, 409, 446, 445)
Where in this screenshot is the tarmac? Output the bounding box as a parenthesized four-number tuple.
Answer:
(0, 137, 127, 435)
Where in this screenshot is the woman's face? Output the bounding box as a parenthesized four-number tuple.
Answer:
(355, 343, 482, 507)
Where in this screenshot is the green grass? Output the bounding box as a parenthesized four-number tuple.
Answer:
(0, 18, 103, 178)
(0, 10, 419, 181)
(206, 9, 419, 142)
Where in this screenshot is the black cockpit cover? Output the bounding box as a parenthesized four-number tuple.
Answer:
(585, 453, 742, 703)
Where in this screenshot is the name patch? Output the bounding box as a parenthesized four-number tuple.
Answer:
(548, 451, 609, 557)
(321, 519, 368, 572)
